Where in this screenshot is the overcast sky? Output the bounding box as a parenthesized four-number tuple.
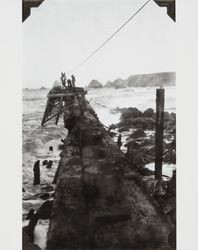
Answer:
(23, 0, 176, 88)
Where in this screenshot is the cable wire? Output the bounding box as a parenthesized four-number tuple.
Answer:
(66, 0, 151, 74)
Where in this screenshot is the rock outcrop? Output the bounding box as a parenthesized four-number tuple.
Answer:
(88, 79, 103, 88)
(105, 78, 128, 88)
(116, 106, 175, 133)
(104, 72, 175, 88)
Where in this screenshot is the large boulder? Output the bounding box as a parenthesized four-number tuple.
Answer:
(130, 129, 146, 139)
(40, 193, 50, 200)
(164, 112, 175, 122)
(131, 117, 155, 130)
(120, 107, 142, 122)
(163, 150, 176, 164)
(88, 80, 103, 88)
(108, 123, 118, 130)
(170, 112, 176, 121)
(143, 108, 155, 118)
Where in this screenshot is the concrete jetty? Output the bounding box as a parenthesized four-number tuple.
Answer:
(41, 87, 173, 249)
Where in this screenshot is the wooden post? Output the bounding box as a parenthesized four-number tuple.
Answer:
(41, 99, 50, 126)
(33, 160, 40, 185)
(155, 88, 165, 180)
(117, 134, 122, 149)
(55, 97, 63, 125)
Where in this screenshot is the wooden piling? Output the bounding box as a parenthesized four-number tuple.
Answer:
(33, 160, 40, 185)
(117, 134, 122, 149)
(155, 88, 165, 180)
(55, 97, 63, 125)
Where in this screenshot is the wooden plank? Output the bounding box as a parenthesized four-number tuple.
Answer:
(41, 99, 51, 126)
(41, 106, 72, 125)
(47, 93, 85, 98)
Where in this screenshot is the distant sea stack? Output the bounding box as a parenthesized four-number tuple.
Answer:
(104, 72, 175, 88)
(40, 86, 47, 90)
(88, 79, 103, 88)
(105, 78, 128, 89)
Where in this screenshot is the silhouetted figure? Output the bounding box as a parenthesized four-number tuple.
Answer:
(67, 79, 72, 88)
(60, 72, 66, 87)
(117, 134, 122, 149)
(33, 160, 40, 185)
(71, 74, 76, 87)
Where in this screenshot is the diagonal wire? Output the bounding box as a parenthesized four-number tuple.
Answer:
(66, 0, 151, 74)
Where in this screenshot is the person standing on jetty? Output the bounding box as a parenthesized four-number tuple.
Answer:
(71, 74, 76, 87)
(60, 72, 66, 88)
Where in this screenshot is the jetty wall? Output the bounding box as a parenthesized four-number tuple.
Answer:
(46, 93, 172, 249)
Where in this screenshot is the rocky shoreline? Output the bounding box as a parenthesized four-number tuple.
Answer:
(109, 106, 176, 244)
(110, 106, 176, 166)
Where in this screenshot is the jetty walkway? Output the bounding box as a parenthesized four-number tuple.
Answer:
(41, 86, 173, 249)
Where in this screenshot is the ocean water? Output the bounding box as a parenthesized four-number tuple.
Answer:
(87, 86, 176, 126)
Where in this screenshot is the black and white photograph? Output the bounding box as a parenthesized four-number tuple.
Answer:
(22, 1, 176, 249)
(0, 0, 198, 249)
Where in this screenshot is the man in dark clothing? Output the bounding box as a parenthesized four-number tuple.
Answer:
(60, 72, 66, 87)
(71, 74, 76, 87)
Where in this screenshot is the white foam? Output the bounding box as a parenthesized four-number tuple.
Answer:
(146, 162, 176, 178)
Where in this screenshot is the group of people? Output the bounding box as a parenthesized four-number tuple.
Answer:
(60, 72, 76, 88)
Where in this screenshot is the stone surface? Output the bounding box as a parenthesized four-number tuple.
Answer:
(46, 94, 173, 249)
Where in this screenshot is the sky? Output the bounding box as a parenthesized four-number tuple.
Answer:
(23, 0, 176, 88)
